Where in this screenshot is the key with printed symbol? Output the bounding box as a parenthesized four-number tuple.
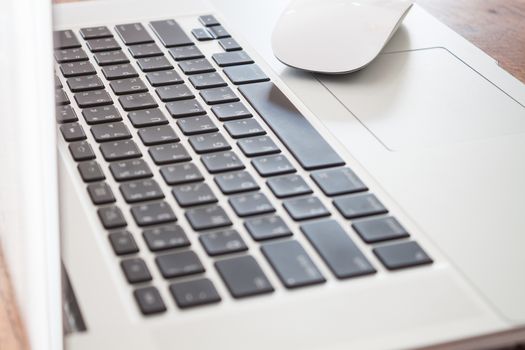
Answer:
(131, 201, 177, 227)
(185, 205, 232, 231)
(148, 143, 191, 165)
(199, 229, 247, 256)
(170, 279, 221, 308)
(244, 215, 292, 241)
(100, 140, 142, 161)
(188, 133, 231, 154)
(283, 196, 330, 221)
(109, 159, 152, 182)
(128, 108, 168, 127)
(200, 151, 244, 173)
(134, 287, 166, 315)
(87, 182, 115, 205)
(214, 171, 259, 194)
(143, 224, 190, 252)
(251, 155, 296, 177)
(97, 206, 127, 229)
(69, 141, 95, 161)
(82, 105, 122, 125)
(229, 192, 275, 217)
(155, 251, 205, 279)
(108, 231, 138, 255)
(215, 256, 274, 298)
(160, 163, 204, 185)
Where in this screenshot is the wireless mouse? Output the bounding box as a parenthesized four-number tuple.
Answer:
(271, 0, 413, 74)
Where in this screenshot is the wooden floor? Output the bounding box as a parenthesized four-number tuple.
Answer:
(1, 1, 524, 349)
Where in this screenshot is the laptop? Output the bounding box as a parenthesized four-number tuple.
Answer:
(2, 0, 525, 348)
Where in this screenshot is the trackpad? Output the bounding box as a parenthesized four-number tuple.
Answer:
(318, 48, 525, 151)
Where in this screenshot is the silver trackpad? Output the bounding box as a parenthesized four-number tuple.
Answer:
(318, 48, 525, 151)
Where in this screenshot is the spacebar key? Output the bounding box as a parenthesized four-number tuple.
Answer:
(239, 82, 345, 170)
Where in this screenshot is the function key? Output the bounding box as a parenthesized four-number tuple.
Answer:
(108, 230, 138, 255)
(94, 50, 130, 66)
(373, 241, 433, 270)
(150, 20, 193, 47)
(185, 205, 232, 231)
(143, 224, 190, 252)
(69, 140, 95, 161)
(229, 192, 275, 217)
(86, 37, 121, 52)
(60, 122, 86, 142)
(60, 61, 96, 77)
(128, 108, 168, 128)
(199, 15, 220, 27)
(82, 105, 122, 125)
(218, 37, 242, 51)
(128, 42, 163, 58)
(199, 229, 247, 256)
(130, 201, 177, 226)
(251, 154, 295, 177)
(208, 25, 230, 39)
(200, 86, 239, 105)
(283, 196, 330, 221)
(56, 105, 78, 124)
(169, 46, 204, 61)
(74, 90, 113, 108)
(267, 174, 312, 198)
(137, 56, 173, 72)
(212, 51, 253, 67)
(87, 182, 115, 205)
(121, 258, 151, 283)
(160, 163, 203, 185)
(211, 102, 252, 121)
(134, 286, 166, 315)
(200, 151, 244, 174)
(178, 58, 215, 75)
(146, 70, 184, 87)
(223, 64, 269, 85)
(237, 136, 280, 157)
(97, 206, 126, 229)
(53, 30, 81, 49)
(109, 158, 152, 182)
(352, 217, 409, 243)
(244, 215, 292, 241)
(99, 139, 142, 161)
(149, 143, 191, 165)
(110, 77, 148, 96)
(54, 48, 88, 63)
(170, 279, 221, 308)
(166, 99, 206, 118)
(311, 167, 367, 196)
(115, 23, 154, 45)
(155, 251, 204, 278)
(80, 26, 113, 40)
(191, 28, 213, 41)
(67, 75, 104, 92)
(78, 161, 105, 182)
(215, 256, 274, 298)
(334, 193, 388, 219)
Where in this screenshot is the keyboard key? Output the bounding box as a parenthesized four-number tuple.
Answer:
(143, 224, 190, 252)
(229, 192, 274, 217)
(160, 163, 203, 185)
(56, 105, 78, 123)
(55, 74, 62, 88)
(244, 215, 292, 241)
(78, 161, 105, 182)
(237, 136, 279, 157)
(69, 141, 95, 161)
(119, 92, 158, 111)
(169, 46, 204, 61)
(137, 56, 173, 72)
(261, 240, 325, 288)
(149, 143, 191, 165)
(166, 99, 206, 118)
(172, 182, 217, 207)
(80, 26, 112, 40)
(109, 231, 139, 255)
(199, 229, 247, 256)
(60, 61, 96, 77)
(224, 64, 270, 85)
(146, 70, 184, 86)
(191, 28, 213, 41)
(74, 90, 113, 108)
(55, 90, 70, 106)
(109, 158, 152, 181)
(373, 241, 433, 270)
(267, 174, 312, 198)
(215, 256, 273, 298)
(138, 125, 179, 145)
(86, 37, 120, 52)
(212, 51, 253, 67)
(200, 86, 239, 105)
(60, 123, 86, 142)
(251, 154, 295, 177)
(121, 258, 151, 283)
(211, 102, 252, 121)
(128, 43, 163, 58)
(199, 15, 220, 27)
(91, 122, 131, 142)
(94, 50, 130, 66)
(218, 37, 242, 51)
(311, 168, 367, 196)
(120, 179, 164, 203)
(110, 77, 148, 95)
(201, 151, 244, 173)
(334, 193, 388, 219)
(283, 196, 330, 221)
(97, 206, 126, 229)
(188, 132, 231, 154)
(208, 25, 230, 39)
(240, 82, 345, 170)
(82, 105, 122, 124)
(128, 108, 168, 127)
(188, 72, 227, 90)
(150, 19, 194, 47)
(301, 220, 376, 279)
(102, 63, 138, 80)
(224, 119, 265, 138)
(177, 115, 218, 135)
(170, 279, 221, 308)
(155, 251, 204, 278)
(87, 182, 115, 204)
(178, 58, 215, 75)
(156, 84, 194, 102)
(67, 75, 104, 92)
(134, 286, 166, 315)
(100, 140, 141, 161)
(53, 30, 81, 49)
(185, 205, 232, 231)
(131, 201, 177, 226)
(352, 217, 409, 243)
(115, 23, 154, 45)
(54, 47, 88, 63)
(214, 171, 259, 194)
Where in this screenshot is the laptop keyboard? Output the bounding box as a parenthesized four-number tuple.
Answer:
(54, 15, 433, 316)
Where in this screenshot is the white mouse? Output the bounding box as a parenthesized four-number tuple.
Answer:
(271, 0, 413, 74)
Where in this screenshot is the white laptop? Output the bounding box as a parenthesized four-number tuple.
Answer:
(1, 0, 525, 349)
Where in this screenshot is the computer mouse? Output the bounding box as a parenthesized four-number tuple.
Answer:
(271, 0, 413, 74)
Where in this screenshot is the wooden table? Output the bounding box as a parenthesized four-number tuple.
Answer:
(1, 1, 524, 349)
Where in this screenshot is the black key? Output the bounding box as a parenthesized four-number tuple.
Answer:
(137, 56, 173, 72)
(87, 182, 115, 204)
(134, 287, 166, 315)
(55, 90, 70, 106)
(373, 241, 433, 270)
(218, 37, 242, 51)
(60, 61, 96, 77)
(199, 15, 220, 27)
(110, 77, 148, 95)
(352, 217, 409, 243)
(100, 140, 141, 161)
(334, 193, 388, 219)
(267, 174, 312, 198)
(212, 51, 253, 67)
(177, 115, 218, 135)
(191, 28, 213, 41)
(224, 119, 265, 138)
(156, 84, 194, 102)
(170, 279, 221, 308)
(121, 258, 151, 283)
(102, 64, 138, 80)
(78, 161, 105, 182)
(261, 240, 325, 288)
(215, 171, 259, 194)
(53, 30, 81, 49)
(119, 92, 158, 111)
(54, 48, 88, 63)
(178, 58, 215, 75)
(146, 70, 183, 86)
(244, 215, 292, 241)
(150, 20, 194, 47)
(138, 125, 179, 145)
(91, 122, 131, 142)
(143, 224, 190, 252)
(86, 37, 120, 52)
(302, 220, 376, 279)
(149, 143, 191, 165)
(199, 229, 247, 256)
(67, 75, 104, 92)
(208, 25, 230, 39)
(237, 136, 279, 157)
(201, 151, 244, 174)
(74, 90, 112, 108)
(239, 82, 345, 170)
(120, 179, 164, 203)
(97, 206, 126, 229)
(69, 140, 95, 161)
(188, 72, 227, 90)
(155, 251, 204, 278)
(200, 86, 239, 105)
(131, 201, 176, 226)
(229, 192, 274, 217)
(251, 154, 295, 177)
(160, 163, 203, 185)
(224, 64, 270, 85)
(185, 205, 232, 231)
(215, 256, 273, 298)
(109, 231, 138, 255)
(115, 23, 154, 45)
(211, 102, 252, 121)
(128, 43, 163, 58)
(109, 158, 152, 181)
(188, 133, 231, 154)
(166, 99, 205, 118)
(172, 182, 217, 207)
(169, 46, 204, 61)
(311, 168, 367, 196)
(60, 123, 86, 142)
(80, 26, 113, 40)
(283, 196, 330, 221)
(128, 108, 168, 127)
(93, 50, 130, 66)
(56, 105, 77, 123)
(82, 105, 122, 125)
(54, 75, 62, 88)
